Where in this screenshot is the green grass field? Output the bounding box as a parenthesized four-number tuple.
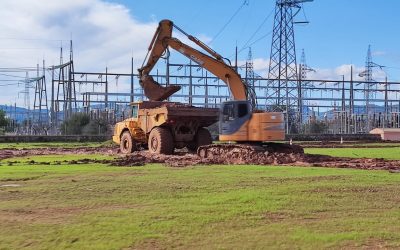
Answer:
(1, 149, 400, 249)
(304, 147, 400, 160)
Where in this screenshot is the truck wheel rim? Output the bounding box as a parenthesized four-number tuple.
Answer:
(151, 137, 158, 151)
(123, 139, 129, 150)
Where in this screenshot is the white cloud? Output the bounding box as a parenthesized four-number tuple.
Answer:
(307, 64, 384, 82)
(0, 0, 159, 106)
(236, 57, 271, 77)
(372, 50, 386, 57)
(252, 58, 270, 71)
(236, 58, 389, 84)
(0, 2, 220, 107)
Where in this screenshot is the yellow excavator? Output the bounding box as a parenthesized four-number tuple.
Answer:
(113, 19, 303, 156)
(139, 20, 288, 144)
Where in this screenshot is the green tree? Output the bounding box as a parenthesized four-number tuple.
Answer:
(0, 110, 9, 127)
(61, 113, 109, 135)
(305, 120, 328, 134)
(61, 113, 90, 135)
(82, 118, 108, 135)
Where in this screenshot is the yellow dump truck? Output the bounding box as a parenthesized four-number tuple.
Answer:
(113, 101, 218, 154)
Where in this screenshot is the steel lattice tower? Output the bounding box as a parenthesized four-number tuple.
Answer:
(33, 61, 49, 126)
(365, 45, 373, 117)
(300, 49, 311, 80)
(299, 49, 307, 80)
(298, 49, 314, 124)
(245, 47, 255, 88)
(364, 45, 373, 83)
(299, 49, 315, 93)
(266, 0, 312, 132)
(359, 45, 384, 116)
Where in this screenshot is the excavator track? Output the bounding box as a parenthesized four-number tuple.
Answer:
(197, 143, 304, 165)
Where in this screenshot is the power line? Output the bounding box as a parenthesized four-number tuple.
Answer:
(228, 30, 273, 59)
(240, 8, 274, 51)
(208, 0, 249, 45)
(0, 73, 27, 78)
(0, 81, 24, 86)
(0, 67, 44, 72)
(0, 37, 63, 42)
(0, 47, 59, 50)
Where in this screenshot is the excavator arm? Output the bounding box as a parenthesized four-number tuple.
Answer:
(139, 19, 254, 104)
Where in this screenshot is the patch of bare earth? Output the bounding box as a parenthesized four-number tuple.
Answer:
(0, 147, 118, 161)
(0, 204, 140, 224)
(111, 148, 400, 172)
(340, 238, 391, 249)
(127, 239, 166, 250)
(2, 144, 400, 172)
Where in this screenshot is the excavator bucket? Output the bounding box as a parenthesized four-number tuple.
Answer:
(140, 75, 181, 101)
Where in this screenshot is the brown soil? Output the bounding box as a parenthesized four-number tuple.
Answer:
(1, 144, 400, 172)
(110, 146, 400, 172)
(0, 204, 140, 224)
(0, 147, 118, 161)
(297, 141, 400, 148)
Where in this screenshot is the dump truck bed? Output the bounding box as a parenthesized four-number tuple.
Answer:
(135, 101, 219, 135)
(146, 103, 218, 126)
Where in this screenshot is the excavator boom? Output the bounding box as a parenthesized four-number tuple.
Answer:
(139, 19, 251, 102)
(138, 20, 181, 101)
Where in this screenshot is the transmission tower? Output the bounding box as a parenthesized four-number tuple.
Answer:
(23, 72, 30, 111)
(299, 49, 315, 80)
(298, 49, 314, 124)
(364, 45, 373, 82)
(33, 61, 49, 126)
(364, 45, 373, 117)
(359, 45, 384, 117)
(245, 47, 255, 88)
(56, 40, 77, 121)
(266, 0, 313, 133)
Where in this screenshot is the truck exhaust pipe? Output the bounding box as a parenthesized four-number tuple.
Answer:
(139, 75, 181, 101)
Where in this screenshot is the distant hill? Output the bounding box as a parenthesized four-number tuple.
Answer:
(0, 103, 128, 123)
(314, 104, 388, 120)
(0, 105, 49, 123)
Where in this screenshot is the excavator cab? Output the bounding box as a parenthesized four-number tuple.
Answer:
(219, 100, 252, 141)
(219, 100, 286, 142)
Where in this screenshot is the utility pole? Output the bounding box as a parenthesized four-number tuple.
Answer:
(105, 67, 108, 109)
(131, 57, 134, 103)
(189, 61, 193, 105)
(298, 49, 315, 127)
(245, 47, 255, 88)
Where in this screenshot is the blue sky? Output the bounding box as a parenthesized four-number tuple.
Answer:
(1, 0, 399, 106)
(111, 0, 400, 80)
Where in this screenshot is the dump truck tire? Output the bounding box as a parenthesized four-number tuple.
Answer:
(187, 128, 212, 152)
(148, 127, 174, 154)
(120, 131, 135, 154)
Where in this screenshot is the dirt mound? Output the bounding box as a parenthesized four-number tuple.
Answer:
(2, 144, 400, 172)
(110, 145, 305, 167)
(197, 144, 303, 165)
(110, 145, 400, 172)
(301, 154, 400, 171)
(111, 151, 208, 167)
(0, 147, 118, 161)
